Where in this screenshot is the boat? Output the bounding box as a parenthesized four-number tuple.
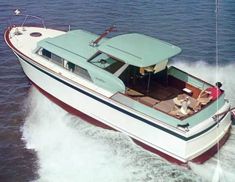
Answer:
(4, 11, 232, 165)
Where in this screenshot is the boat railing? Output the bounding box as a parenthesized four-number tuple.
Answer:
(9, 9, 46, 29)
(168, 66, 211, 90)
(21, 14, 46, 28)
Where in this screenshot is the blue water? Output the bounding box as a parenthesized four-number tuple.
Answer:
(0, 0, 235, 181)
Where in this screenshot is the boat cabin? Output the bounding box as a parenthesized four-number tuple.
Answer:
(36, 29, 221, 121)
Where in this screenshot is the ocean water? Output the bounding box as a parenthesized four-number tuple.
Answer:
(0, 0, 235, 181)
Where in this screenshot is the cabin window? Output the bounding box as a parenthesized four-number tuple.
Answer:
(51, 53, 63, 66)
(67, 62, 75, 71)
(38, 48, 63, 66)
(41, 49, 51, 59)
(38, 48, 92, 81)
(74, 65, 92, 81)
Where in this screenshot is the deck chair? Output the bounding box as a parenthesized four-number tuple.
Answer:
(191, 89, 212, 112)
(197, 89, 212, 103)
(169, 106, 191, 118)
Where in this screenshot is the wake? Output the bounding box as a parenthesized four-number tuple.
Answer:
(21, 61, 235, 182)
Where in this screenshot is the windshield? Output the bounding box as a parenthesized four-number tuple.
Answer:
(89, 53, 125, 74)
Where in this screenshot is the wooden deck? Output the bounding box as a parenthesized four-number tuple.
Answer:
(125, 74, 205, 119)
(126, 74, 182, 101)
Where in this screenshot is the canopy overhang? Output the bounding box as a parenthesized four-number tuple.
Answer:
(98, 33, 182, 67)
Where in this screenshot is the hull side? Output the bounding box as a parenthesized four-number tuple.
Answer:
(192, 125, 231, 163)
(27, 81, 233, 165)
(18, 54, 231, 165)
(15, 53, 189, 162)
(31, 80, 185, 164)
(32, 79, 114, 130)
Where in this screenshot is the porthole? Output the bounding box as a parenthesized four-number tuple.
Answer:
(30, 32, 42, 37)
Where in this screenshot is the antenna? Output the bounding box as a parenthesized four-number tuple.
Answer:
(214, 1, 226, 181)
(215, 0, 219, 114)
(91, 25, 117, 46)
(215, 0, 218, 76)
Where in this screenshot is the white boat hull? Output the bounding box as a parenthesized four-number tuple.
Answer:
(4, 26, 231, 165)
(16, 53, 231, 164)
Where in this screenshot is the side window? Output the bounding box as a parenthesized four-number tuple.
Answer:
(39, 48, 63, 66)
(51, 53, 63, 66)
(67, 62, 75, 72)
(41, 49, 51, 59)
(74, 65, 92, 81)
(37, 48, 92, 82)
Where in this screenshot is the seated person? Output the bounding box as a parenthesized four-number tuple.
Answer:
(170, 96, 191, 117)
(180, 96, 191, 115)
(199, 82, 222, 101)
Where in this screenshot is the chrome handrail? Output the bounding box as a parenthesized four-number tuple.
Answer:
(11, 9, 46, 29)
(21, 14, 46, 28)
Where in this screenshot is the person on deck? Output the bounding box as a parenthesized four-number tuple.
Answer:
(199, 82, 223, 102)
(190, 82, 223, 112)
(205, 82, 222, 101)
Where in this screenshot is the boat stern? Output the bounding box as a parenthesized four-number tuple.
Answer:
(184, 99, 232, 163)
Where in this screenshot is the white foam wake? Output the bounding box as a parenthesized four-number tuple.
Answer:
(21, 87, 199, 182)
(22, 87, 133, 182)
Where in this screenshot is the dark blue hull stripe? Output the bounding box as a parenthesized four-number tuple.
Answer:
(17, 53, 227, 141)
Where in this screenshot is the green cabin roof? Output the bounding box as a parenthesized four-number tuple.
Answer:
(38, 30, 181, 68)
(98, 33, 182, 67)
(37, 30, 105, 64)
